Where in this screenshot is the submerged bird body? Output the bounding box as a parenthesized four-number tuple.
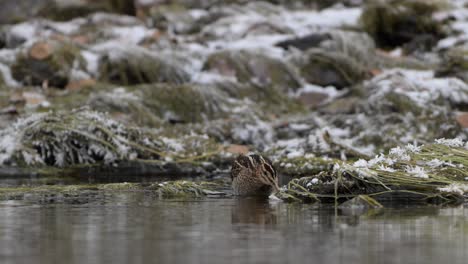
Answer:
(231, 154, 279, 196)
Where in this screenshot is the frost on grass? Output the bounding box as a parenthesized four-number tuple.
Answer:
(434, 138, 465, 147)
(0, 109, 220, 167)
(278, 139, 468, 203)
(438, 183, 468, 195)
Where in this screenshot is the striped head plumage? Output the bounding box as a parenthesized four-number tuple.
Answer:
(231, 154, 279, 196)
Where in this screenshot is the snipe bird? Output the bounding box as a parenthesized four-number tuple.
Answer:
(231, 154, 279, 196)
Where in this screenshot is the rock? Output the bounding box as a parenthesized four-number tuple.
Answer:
(0, 0, 137, 23)
(402, 34, 438, 54)
(39, 2, 110, 22)
(297, 91, 329, 108)
(203, 50, 302, 92)
(21, 92, 50, 108)
(360, 0, 445, 48)
(287, 31, 375, 90)
(295, 49, 368, 89)
(276, 33, 331, 51)
(11, 40, 85, 88)
(242, 21, 292, 37)
(0, 28, 27, 49)
(29, 41, 53, 60)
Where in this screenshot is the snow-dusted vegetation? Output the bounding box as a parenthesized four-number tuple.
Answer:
(1, 0, 468, 202)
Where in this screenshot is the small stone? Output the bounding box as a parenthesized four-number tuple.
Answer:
(22, 92, 49, 108)
(298, 91, 329, 108)
(66, 79, 96, 91)
(29, 41, 52, 60)
(71, 35, 90, 45)
(456, 112, 468, 128)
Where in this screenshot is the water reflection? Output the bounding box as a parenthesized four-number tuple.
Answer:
(0, 194, 467, 264)
(231, 197, 277, 226)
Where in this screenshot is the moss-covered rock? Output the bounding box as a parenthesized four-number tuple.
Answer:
(203, 50, 302, 92)
(98, 48, 190, 85)
(11, 40, 85, 88)
(294, 48, 368, 89)
(281, 30, 377, 66)
(435, 48, 468, 83)
(39, 0, 135, 21)
(360, 0, 446, 48)
(39, 3, 110, 21)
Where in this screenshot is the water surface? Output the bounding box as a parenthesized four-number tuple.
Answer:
(0, 194, 467, 264)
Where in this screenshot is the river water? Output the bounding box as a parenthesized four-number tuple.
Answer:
(0, 194, 467, 264)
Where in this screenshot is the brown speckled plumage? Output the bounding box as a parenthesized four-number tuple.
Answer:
(231, 154, 279, 196)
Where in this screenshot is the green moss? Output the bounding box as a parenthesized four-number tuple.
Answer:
(382, 92, 424, 115)
(98, 52, 190, 86)
(360, 0, 446, 48)
(0, 181, 226, 202)
(130, 83, 228, 123)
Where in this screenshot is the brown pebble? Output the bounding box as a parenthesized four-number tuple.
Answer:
(29, 41, 52, 60)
